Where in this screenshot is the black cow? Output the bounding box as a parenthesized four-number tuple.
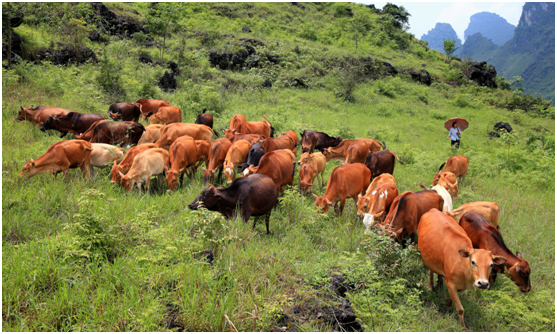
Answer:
(107, 103, 141, 122)
(188, 174, 278, 234)
(299, 130, 342, 153)
(364, 149, 403, 179)
(40, 112, 104, 138)
(239, 142, 265, 172)
(89, 121, 145, 146)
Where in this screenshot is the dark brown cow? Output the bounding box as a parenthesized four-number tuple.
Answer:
(188, 174, 279, 234)
(239, 142, 265, 172)
(364, 150, 404, 179)
(89, 121, 145, 146)
(459, 212, 531, 292)
(40, 112, 104, 138)
(245, 150, 296, 193)
(16, 105, 71, 126)
(108, 103, 141, 122)
(385, 190, 444, 245)
(195, 112, 214, 129)
(135, 98, 171, 121)
(203, 138, 232, 184)
(300, 130, 342, 153)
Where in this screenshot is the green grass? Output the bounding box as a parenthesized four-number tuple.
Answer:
(2, 2, 555, 332)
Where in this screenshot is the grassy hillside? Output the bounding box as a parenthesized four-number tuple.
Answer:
(2, 2, 555, 332)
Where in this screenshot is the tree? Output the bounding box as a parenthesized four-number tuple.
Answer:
(381, 3, 411, 30)
(443, 38, 460, 65)
(146, 3, 182, 61)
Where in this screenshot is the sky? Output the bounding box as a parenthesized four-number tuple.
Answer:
(355, 2, 525, 42)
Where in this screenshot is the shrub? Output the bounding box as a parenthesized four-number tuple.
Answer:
(453, 94, 475, 108)
(59, 18, 91, 63)
(375, 80, 395, 98)
(95, 51, 127, 102)
(336, 125, 356, 140)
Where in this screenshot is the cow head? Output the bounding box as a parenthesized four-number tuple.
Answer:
(166, 167, 185, 192)
(189, 185, 219, 210)
(19, 159, 38, 178)
(298, 152, 310, 166)
(223, 162, 236, 184)
(243, 165, 257, 177)
(508, 252, 531, 292)
(459, 248, 507, 290)
(223, 129, 235, 139)
(40, 116, 55, 132)
(119, 172, 138, 193)
(313, 194, 333, 213)
(333, 136, 342, 146)
(356, 194, 372, 218)
(16, 106, 32, 122)
(298, 164, 314, 195)
(431, 162, 446, 186)
(110, 161, 124, 183)
(202, 166, 218, 184)
(322, 148, 333, 161)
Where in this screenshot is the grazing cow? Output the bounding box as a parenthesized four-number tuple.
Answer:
(90, 143, 125, 168)
(16, 105, 71, 126)
(278, 130, 299, 147)
(323, 139, 383, 162)
(229, 114, 247, 130)
(230, 134, 265, 145)
(357, 173, 397, 217)
(299, 163, 316, 196)
(166, 136, 198, 191)
(203, 138, 232, 184)
(223, 139, 252, 183)
(192, 140, 211, 174)
(364, 150, 404, 179)
(138, 124, 165, 145)
(361, 183, 399, 233)
(89, 121, 145, 146)
(40, 112, 105, 138)
(432, 155, 469, 186)
(155, 123, 213, 150)
(344, 141, 370, 165)
(243, 150, 296, 193)
(448, 202, 501, 229)
(260, 132, 296, 153)
(419, 182, 453, 212)
(459, 212, 531, 292)
(299, 130, 342, 153)
(108, 102, 141, 122)
(188, 174, 279, 234)
(224, 115, 273, 138)
(418, 209, 507, 330)
(239, 142, 265, 172)
(75, 120, 109, 141)
(135, 98, 170, 121)
(297, 152, 326, 190)
(119, 148, 170, 194)
(19, 140, 92, 179)
(195, 112, 214, 129)
(110, 143, 158, 183)
(437, 172, 459, 198)
(385, 190, 444, 245)
(146, 106, 182, 125)
(313, 163, 371, 215)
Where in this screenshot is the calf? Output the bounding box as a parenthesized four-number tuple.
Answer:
(110, 143, 158, 183)
(75, 120, 109, 141)
(223, 139, 252, 183)
(447, 202, 501, 229)
(19, 140, 92, 179)
(108, 102, 141, 122)
(299, 130, 342, 153)
(313, 163, 371, 215)
(16, 105, 71, 126)
(166, 136, 197, 191)
(147, 106, 182, 125)
(432, 155, 469, 186)
(418, 209, 506, 330)
(40, 112, 105, 138)
(245, 150, 296, 193)
(188, 174, 279, 234)
(155, 123, 213, 150)
(364, 150, 404, 179)
(89, 121, 145, 146)
(203, 138, 232, 184)
(297, 152, 326, 189)
(138, 124, 165, 145)
(90, 143, 125, 168)
(357, 173, 396, 217)
(119, 148, 170, 194)
(135, 98, 170, 121)
(361, 183, 399, 233)
(459, 212, 530, 292)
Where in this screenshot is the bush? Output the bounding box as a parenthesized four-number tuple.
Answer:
(375, 80, 395, 98)
(95, 51, 127, 102)
(453, 94, 476, 108)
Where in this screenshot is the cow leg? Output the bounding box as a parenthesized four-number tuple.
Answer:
(59, 131, 68, 138)
(136, 181, 142, 194)
(243, 208, 253, 224)
(429, 271, 435, 290)
(338, 198, 346, 215)
(80, 162, 90, 179)
(63, 169, 70, 180)
(179, 169, 185, 187)
(158, 174, 164, 191)
(144, 175, 151, 193)
(264, 213, 271, 234)
(410, 232, 417, 245)
(446, 282, 466, 331)
(351, 196, 358, 209)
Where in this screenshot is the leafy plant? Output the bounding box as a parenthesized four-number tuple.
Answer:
(443, 38, 460, 64)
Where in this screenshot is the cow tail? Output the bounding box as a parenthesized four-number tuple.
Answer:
(262, 115, 272, 127)
(382, 141, 386, 150)
(417, 183, 428, 190)
(392, 152, 404, 165)
(211, 128, 220, 138)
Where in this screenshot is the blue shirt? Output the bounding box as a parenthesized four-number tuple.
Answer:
(449, 127, 461, 141)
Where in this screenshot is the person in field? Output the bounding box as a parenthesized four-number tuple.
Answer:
(447, 122, 462, 148)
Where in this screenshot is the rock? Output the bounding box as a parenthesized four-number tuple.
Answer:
(8, 8, 24, 28)
(331, 275, 352, 297)
(241, 26, 252, 33)
(167, 61, 181, 76)
(239, 38, 265, 47)
(382, 61, 399, 76)
(209, 46, 256, 71)
(266, 54, 278, 64)
(2, 31, 23, 60)
(292, 78, 306, 88)
(291, 2, 306, 9)
(489, 131, 501, 138)
(159, 71, 177, 92)
(36, 44, 97, 65)
(493, 122, 513, 133)
(139, 54, 153, 65)
(468, 61, 497, 88)
(89, 2, 145, 37)
(320, 299, 362, 332)
(407, 69, 432, 86)
(242, 44, 256, 55)
(203, 249, 214, 265)
(263, 79, 273, 88)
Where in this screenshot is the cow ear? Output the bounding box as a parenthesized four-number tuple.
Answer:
(30, 160, 35, 167)
(458, 249, 471, 258)
(222, 129, 226, 133)
(202, 166, 206, 171)
(516, 251, 522, 259)
(357, 194, 362, 198)
(312, 194, 319, 200)
(118, 171, 125, 177)
(179, 168, 185, 173)
(326, 202, 333, 207)
(214, 166, 219, 173)
(493, 256, 507, 265)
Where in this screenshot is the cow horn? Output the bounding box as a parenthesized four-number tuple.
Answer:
(516, 251, 522, 259)
(312, 194, 319, 199)
(202, 166, 206, 171)
(438, 162, 446, 172)
(118, 171, 125, 177)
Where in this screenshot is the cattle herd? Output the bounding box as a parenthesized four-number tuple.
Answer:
(15, 99, 531, 330)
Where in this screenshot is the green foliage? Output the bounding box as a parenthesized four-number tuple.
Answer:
(95, 51, 127, 102)
(59, 18, 91, 62)
(188, 207, 240, 247)
(443, 38, 460, 63)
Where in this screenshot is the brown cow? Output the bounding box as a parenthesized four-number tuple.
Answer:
(19, 140, 92, 179)
(297, 152, 326, 191)
(108, 103, 141, 122)
(344, 141, 370, 165)
(459, 212, 531, 292)
(313, 163, 371, 215)
(166, 136, 197, 191)
(385, 190, 444, 245)
(110, 143, 158, 183)
(432, 155, 469, 186)
(448, 202, 501, 229)
(203, 138, 232, 184)
(75, 120, 109, 141)
(135, 98, 170, 121)
(364, 150, 404, 179)
(230, 134, 265, 145)
(229, 114, 247, 130)
(223, 139, 252, 183)
(361, 183, 399, 233)
(299, 163, 316, 196)
(195, 112, 214, 129)
(192, 139, 211, 175)
(40, 112, 104, 138)
(16, 105, 71, 126)
(260, 132, 296, 153)
(357, 173, 397, 217)
(155, 123, 213, 150)
(138, 124, 165, 145)
(224, 115, 273, 138)
(300, 130, 343, 154)
(147, 106, 182, 125)
(89, 121, 145, 146)
(119, 148, 170, 194)
(437, 171, 459, 198)
(245, 150, 296, 193)
(323, 139, 381, 162)
(418, 209, 507, 330)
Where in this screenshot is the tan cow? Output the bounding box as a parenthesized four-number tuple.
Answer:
(418, 209, 506, 330)
(437, 172, 459, 198)
(138, 124, 165, 145)
(166, 136, 197, 191)
(19, 140, 92, 179)
(110, 143, 158, 183)
(432, 155, 469, 186)
(223, 139, 252, 183)
(119, 148, 170, 194)
(16, 105, 71, 126)
(448, 202, 501, 229)
(357, 173, 396, 216)
(297, 152, 326, 189)
(90, 143, 125, 168)
(156, 123, 213, 150)
(361, 183, 399, 233)
(148, 106, 182, 125)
